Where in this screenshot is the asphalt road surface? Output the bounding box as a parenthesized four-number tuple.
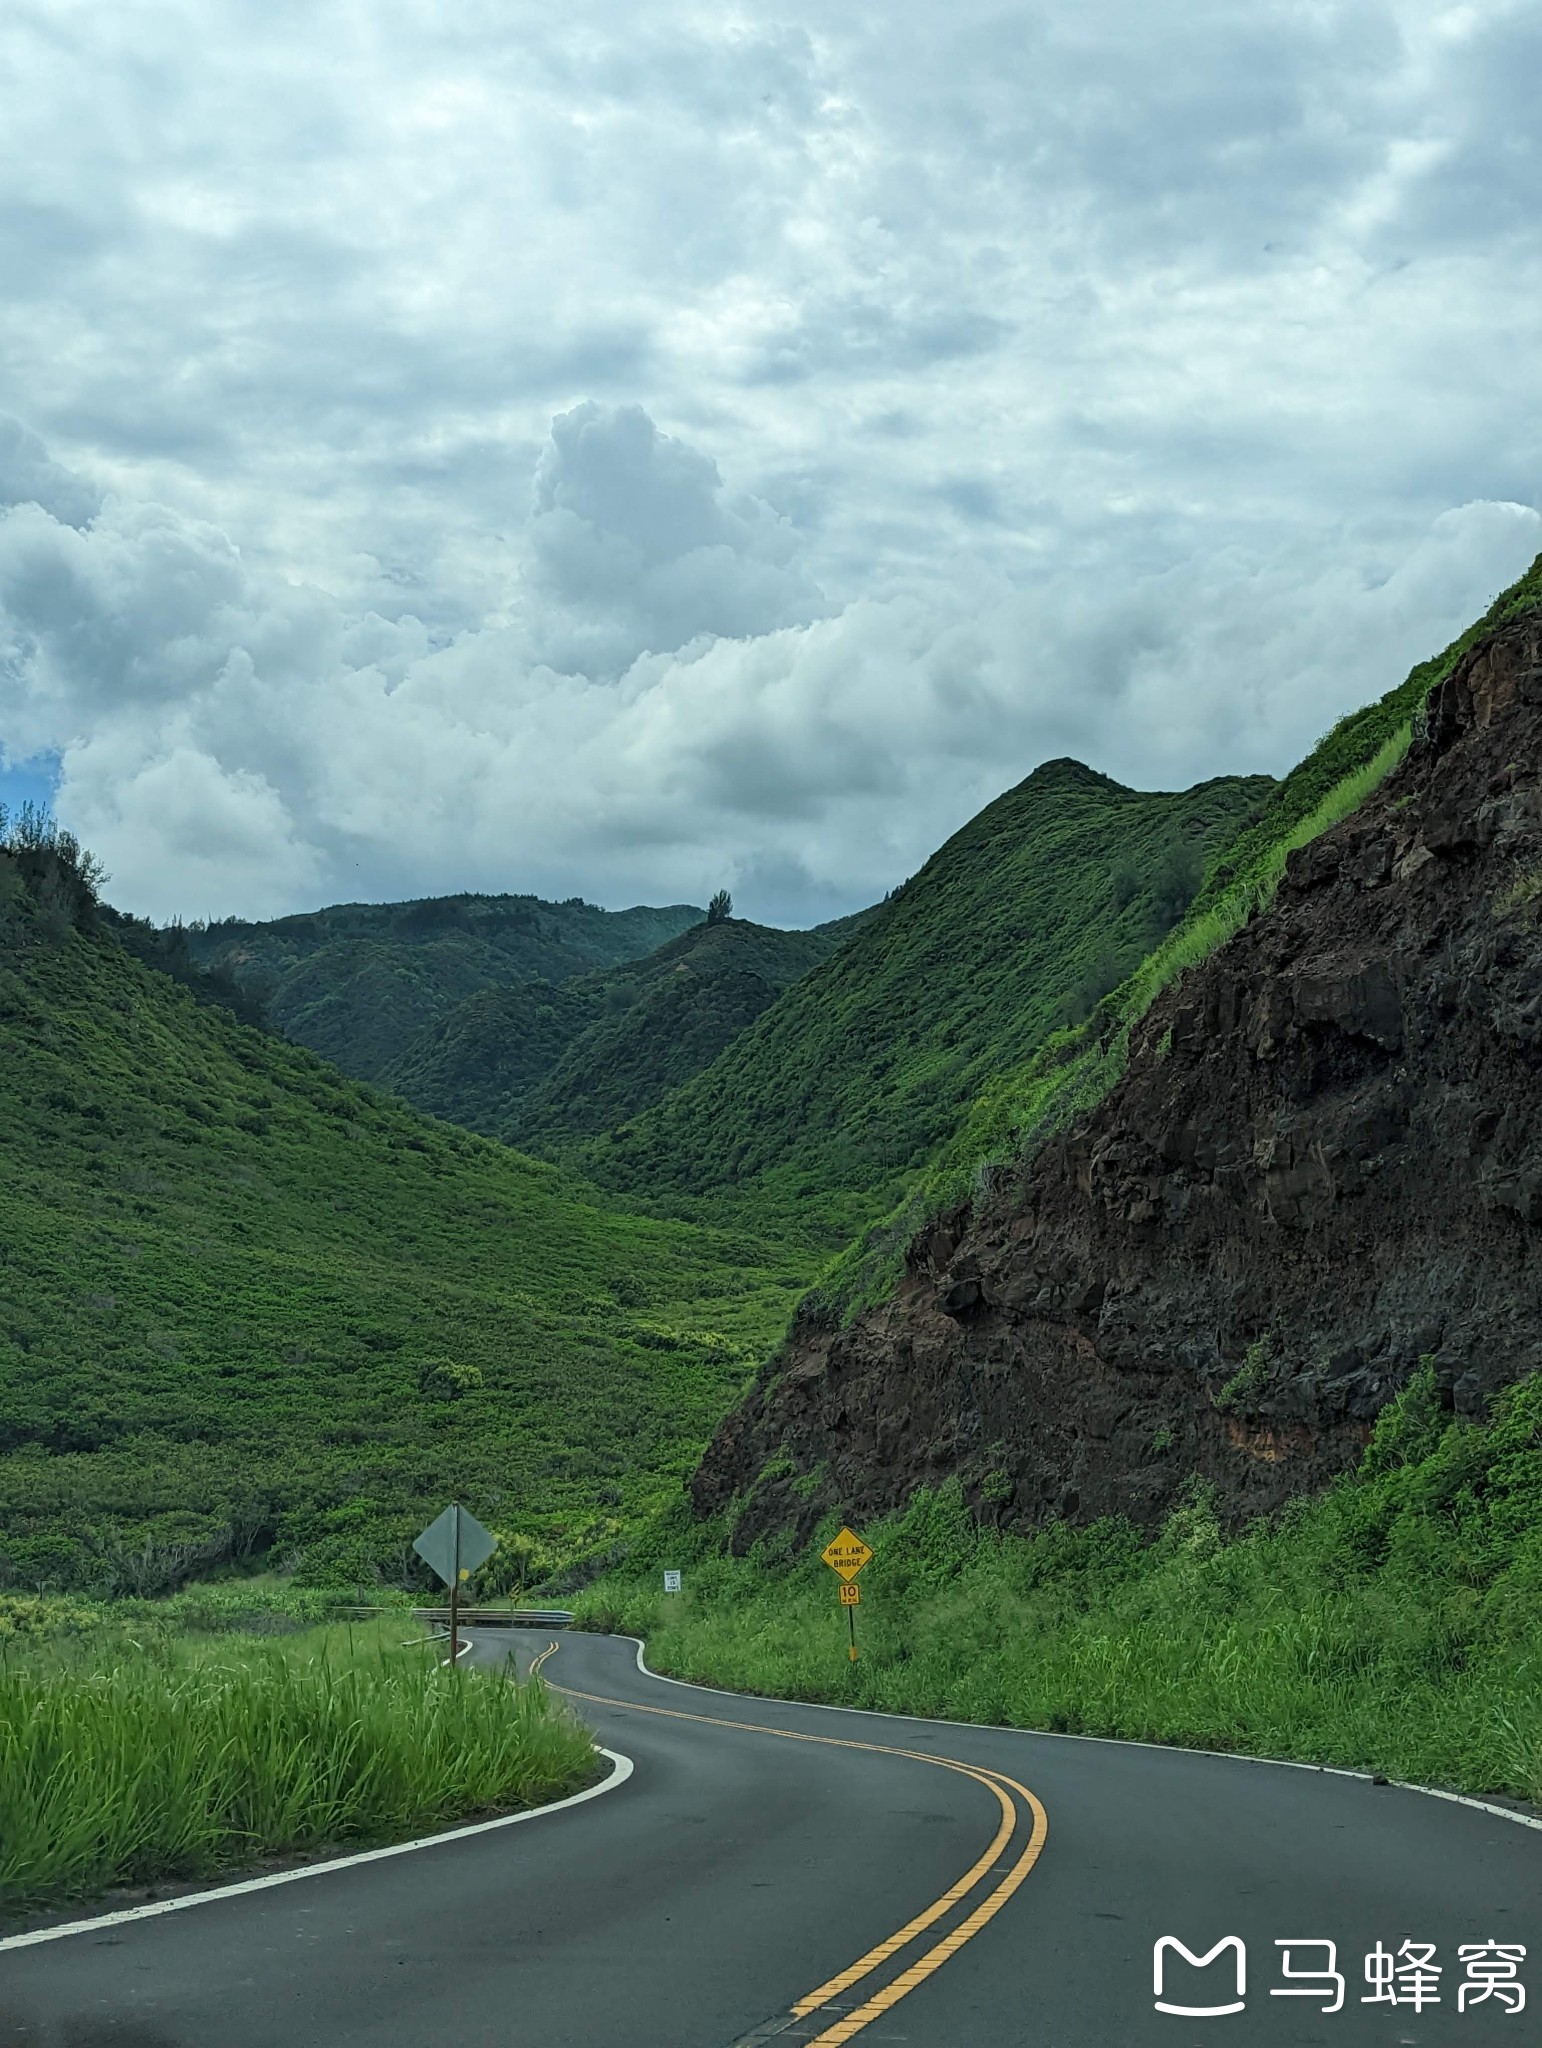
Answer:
(4, 1628, 1537, 2046)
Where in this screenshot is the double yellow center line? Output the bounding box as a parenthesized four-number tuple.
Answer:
(528, 1642, 1048, 2045)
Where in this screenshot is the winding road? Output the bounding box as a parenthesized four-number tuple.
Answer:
(4, 1629, 1537, 2045)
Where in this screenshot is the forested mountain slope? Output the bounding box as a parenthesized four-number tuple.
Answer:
(0, 849, 800, 1593)
(384, 915, 852, 1152)
(186, 891, 703, 1079)
(580, 764, 1272, 1241)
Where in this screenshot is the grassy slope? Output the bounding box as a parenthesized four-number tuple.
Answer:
(382, 916, 844, 1152)
(0, 864, 805, 1592)
(575, 1369, 1542, 1802)
(580, 763, 1272, 1243)
(814, 546, 1542, 1317)
(188, 893, 704, 1079)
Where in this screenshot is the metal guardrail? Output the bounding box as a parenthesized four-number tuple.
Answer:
(334, 1605, 574, 1627)
(411, 1608, 575, 1629)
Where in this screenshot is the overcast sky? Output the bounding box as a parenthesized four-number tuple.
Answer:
(1, 0, 1539, 926)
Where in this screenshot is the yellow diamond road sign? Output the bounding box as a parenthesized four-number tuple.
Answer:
(821, 1527, 873, 1581)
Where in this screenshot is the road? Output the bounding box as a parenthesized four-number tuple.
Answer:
(3, 1628, 1537, 2045)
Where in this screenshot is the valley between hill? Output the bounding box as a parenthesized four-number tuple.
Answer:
(4, 548, 1542, 1614)
(0, 858, 804, 1590)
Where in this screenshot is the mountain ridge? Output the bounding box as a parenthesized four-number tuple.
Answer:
(381, 913, 855, 1150)
(577, 762, 1275, 1244)
(187, 890, 706, 1080)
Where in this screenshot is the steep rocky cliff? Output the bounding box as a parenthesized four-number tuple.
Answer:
(696, 610, 1542, 1544)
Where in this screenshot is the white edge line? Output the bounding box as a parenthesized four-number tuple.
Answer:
(605, 1633, 1542, 1835)
(438, 1632, 476, 1667)
(0, 1747, 634, 1953)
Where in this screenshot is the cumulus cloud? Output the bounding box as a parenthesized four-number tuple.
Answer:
(1, 411, 1537, 927)
(522, 401, 827, 678)
(0, 415, 100, 529)
(67, 741, 325, 922)
(0, 1, 1538, 924)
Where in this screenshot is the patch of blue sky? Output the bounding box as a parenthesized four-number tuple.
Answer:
(0, 749, 61, 822)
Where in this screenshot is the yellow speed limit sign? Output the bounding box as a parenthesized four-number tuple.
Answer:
(839, 1581, 861, 1607)
(821, 1526, 873, 1581)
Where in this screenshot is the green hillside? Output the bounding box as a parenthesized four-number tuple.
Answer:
(380, 979, 597, 1138)
(384, 916, 849, 1153)
(580, 764, 1273, 1239)
(186, 891, 704, 1080)
(0, 845, 802, 1594)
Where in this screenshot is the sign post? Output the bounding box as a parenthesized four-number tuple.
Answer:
(412, 1504, 498, 1666)
(820, 1525, 873, 1662)
(839, 1580, 861, 1661)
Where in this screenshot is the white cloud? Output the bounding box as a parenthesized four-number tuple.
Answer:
(66, 739, 324, 922)
(1, 410, 1536, 925)
(522, 400, 827, 678)
(0, 1, 1538, 924)
(0, 415, 99, 528)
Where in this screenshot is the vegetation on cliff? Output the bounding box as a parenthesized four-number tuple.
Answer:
(807, 546, 1542, 1320)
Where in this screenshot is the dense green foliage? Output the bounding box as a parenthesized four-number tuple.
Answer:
(383, 916, 846, 1154)
(579, 763, 1271, 1242)
(187, 891, 704, 1079)
(575, 1371, 1542, 1801)
(101, 908, 275, 1032)
(0, 1578, 406, 1645)
(0, 1614, 596, 1915)
(0, 854, 806, 1592)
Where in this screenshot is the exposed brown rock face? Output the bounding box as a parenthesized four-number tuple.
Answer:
(695, 612, 1542, 1546)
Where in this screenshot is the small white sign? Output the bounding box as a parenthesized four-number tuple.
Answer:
(663, 1569, 682, 1593)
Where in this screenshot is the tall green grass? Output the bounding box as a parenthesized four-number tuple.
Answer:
(0, 1619, 597, 1916)
(575, 1372, 1542, 1802)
